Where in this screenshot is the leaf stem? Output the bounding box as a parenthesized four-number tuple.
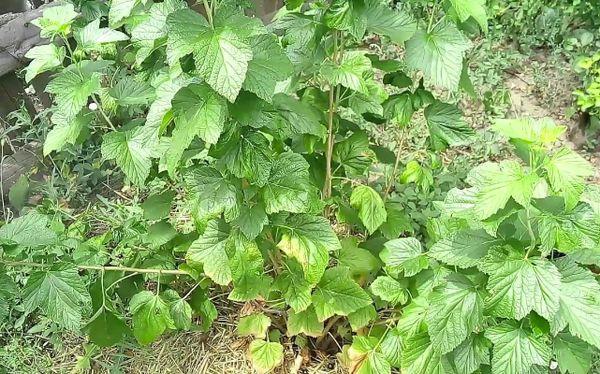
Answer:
(1, 260, 190, 275)
(383, 128, 407, 201)
(524, 208, 536, 259)
(92, 95, 117, 131)
(203, 0, 214, 26)
(323, 31, 341, 201)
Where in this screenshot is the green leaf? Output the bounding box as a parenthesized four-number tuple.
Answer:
(449, 0, 487, 31)
(84, 307, 129, 347)
(221, 131, 272, 187)
(229, 238, 270, 301)
(183, 166, 238, 220)
(31, 2, 79, 38)
(451, 333, 491, 374)
(468, 160, 540, 219)
(424, 101, 474, 149)
(237, 313, 271, 338)
(277, 214, 340, 284)
(101, 126, 159, 186)
(145, 74, 197, 132)
(383, 92, 414, 126)
(350, 185, 387, 235)
(485, 321, 551, 374)
(426, 273, 485, 354)
(161, 289, 193, 330)
(109, 76, 155, 106)
(141, 191, 176, 221)
(492, 118, 566, 145)
(370, 276, 407, 306)
(380, 202, 413, 239)
(337, 237, 380, 278)
(287, 306, 323, 337)
(74, 19, 128, 51)
(347, 304, 377, 331)
(44, 112, 92, 156)
(22, 265, 90, 330)
(333, 131, 375, 177)
(273, 259, 312, 312)
(0, 212, 56, 248)
(193, 28, 253, 102)
(129, 290, 175, 345)
(109, 0, 141, 27)
(380, 328, 403, 368)
(347, 336, 392, 374)
(8, 175, 29, 211)
(349, 79, 388, 116)
(130, 0, 186, 41)
(544, 148, 594, 210)
(481, 249, 561, 320)
(0, 273, 19, 322)
(402, 332, 453, 374)
(430, 229, 502, 269)
(167, 83, 229, 174)
(320, 51, 372, 95)
(272, 94, 326, 138)
(186, 220, 232, 286)
(405, 22, 471, 90)
(248, 339, 284, 374)
(243, 34, 293, 102)
(232, 203, 268, 240)
(262, 152, 311, 214)
(46, 60, 108, 123)
(397, 297, 429, 337)
(146, 221, 177, 247)
(311, 267, 372, 321)
(24, 44, 65, 83)
(553, 333, 593, 374)
(363, 0, 417, 44)
(551, 258, 600, 349)
(380, 238, 428, 277)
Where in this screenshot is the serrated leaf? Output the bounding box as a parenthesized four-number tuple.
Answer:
(129, 290, 175, 345)
(263, 152, 311, 214)
(363, 0, 417, 44)
(397, 297, 429, 337)
(272, 94, 326, 138)
(402, 332, 453, 374)
(248, 339, 284, 374)
(84, 307, 129, 347)
(337, 237, 380, 278)
(383, 92, 414, 126)
(320, 51, 372, 95)
(347, 304, 377, 331)
(333, 131, 375, 176)
(427, 273, 485, 354)
(449, 0, 487, 31)
(229, 237, 270, 301)
(553, 333, 593, 374)
(22, 265, 90, 330)
(183, 166, 238, 220)
(424, 101, 474, 149)
(0, 273, 18, 322)
(350, 185, 387, 235)
(311, 267, 372, 321)
(485, 321, 551, 374)
(544, 148, 594, 210)
(238, 313, 271, 338)
(221, 131, 272, 186)
(8, 175, 28, 211)
(101, 126, 159, 186)
(232, 203, 268, 240)
(481, 249, 560, 320)
(109, 0, 140, 27)
(380, 328, 403, 368)
(551, 258, 600, 349)
(32, 2, 79, 38)
(109, 76, 155, 106)
(131, 0, 186, 41)
(74, 19, 128, 51)
(370, 276, 407, 306)
(186, 220, 232, 285)
(243, 34, 293, 102)
(380, 202, 413, 239)
(277, 214, 340, 285)
(405, 22, 471, 90)
(0, 212, 56, 248)
(492, 118, 565, 145)
(451, 333, 491, 374)
(380, 238, 428, 277)
(287, 306, 323, 337)
(141, 191, 175, 221)
(430, 229, 502, 269)
(44, 112, 92, 156)
(468, 160, 540, 219)
(273, 259, 312, 312)
(24, 44, 65, 83)
(347, 336, 392, 374)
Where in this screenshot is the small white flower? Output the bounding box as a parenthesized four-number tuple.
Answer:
(549, 360, 558, 370)
(88, 102, 98, 111)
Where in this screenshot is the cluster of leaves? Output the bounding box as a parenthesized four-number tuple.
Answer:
(575, 51, 600, 118)
(488, 0, 600, 51)
(10, 1, 599, 374)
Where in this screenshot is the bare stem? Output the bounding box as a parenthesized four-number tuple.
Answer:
(323, 31, 340, 200)
(92, 96, 117, 131)
(202, 0, 214, 26)
(383, 129, 406, 201)
(1, 260, 190, 276)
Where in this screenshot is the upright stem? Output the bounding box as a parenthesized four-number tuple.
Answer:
(92, 96, 117, 131)
(203, 0, 214, 26)
(323, 31, 340, 200)
(383, 128, 406, 201)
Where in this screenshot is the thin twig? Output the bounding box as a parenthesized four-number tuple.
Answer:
(1, 260, 190, 275)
